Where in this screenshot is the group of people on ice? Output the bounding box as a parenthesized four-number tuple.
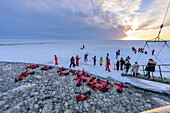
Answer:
(132, 47, 155, 55)
(54, 45, 157, 78)
(116, 57, 133, 75)
(69, 55, 81, 68)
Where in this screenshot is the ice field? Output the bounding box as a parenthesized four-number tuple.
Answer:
(0, 39, 170, 93)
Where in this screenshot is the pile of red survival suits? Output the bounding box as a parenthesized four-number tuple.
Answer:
(15, 64, 131, 101)
(15, 64, 39, 82)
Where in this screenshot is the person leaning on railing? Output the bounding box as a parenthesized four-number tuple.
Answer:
(145, 59, 157, 78)
(132, 62, 139, 76)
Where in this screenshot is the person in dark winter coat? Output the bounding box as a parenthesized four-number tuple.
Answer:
(120, 57, 125, 70)
(106, 53, 109, 65)
(69, 56, 76, 68)
(132, 47, 137, 54)
(116, 59, 120, 70)
(93, 56, 96, 66)
(125, 61, 131, 74)
(145, 59, 157, 78)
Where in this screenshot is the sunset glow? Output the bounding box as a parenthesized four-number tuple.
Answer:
(0, 0, 170, 40)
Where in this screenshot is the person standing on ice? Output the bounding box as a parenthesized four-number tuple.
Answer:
(116, 50, 120, 59)
(125, 61, 131, 75)
(106, 53, 109, 62)
(69, 56, 76, 68)
(142, 48, 144, 53)
(75, 55, 81, 66)
(84, 52, 88, 62)
(54, 55, 58, 65)
(100, 57, 103, 66)
(92, 56, 96, 66)
(152, 49, 155, 55)
(120, 57, 125, 71)
(125, 56, 131, 62)
(116, 59, 120, 71)
(145, 59, 157, 78)
(105, 59, 111, 72)
(132, 62, 139, 76)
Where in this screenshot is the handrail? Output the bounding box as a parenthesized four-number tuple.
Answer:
(139, 64, 170, 66)
(128, 63, 170, 83)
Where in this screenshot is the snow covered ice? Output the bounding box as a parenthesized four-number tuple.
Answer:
(0, 39, 169, 92)
(0, 39, 170, 112)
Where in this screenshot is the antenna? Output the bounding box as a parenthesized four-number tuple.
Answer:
(155, 2, 170, 41)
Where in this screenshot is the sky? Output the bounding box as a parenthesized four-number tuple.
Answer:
(0, 0, 170, 40)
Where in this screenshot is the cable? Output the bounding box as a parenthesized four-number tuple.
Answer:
(136, 43, 147, 62)
(162, 2, 170, 26)
(166, 43, 170, 49)
(146, 44, 170, 70)
(153, 43, 166, 61)
(155, 2, 170, 40)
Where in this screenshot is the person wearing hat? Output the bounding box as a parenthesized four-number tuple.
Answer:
(145, 59, 157, 78)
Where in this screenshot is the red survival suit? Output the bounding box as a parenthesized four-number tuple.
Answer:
(55, 55, 58, 65)
(105, 59, 111, 72)
(152, 49, 155, 55)
(76, 55, 81, 66)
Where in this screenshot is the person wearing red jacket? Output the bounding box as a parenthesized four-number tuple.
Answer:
(54, 55, 58, 65)
(75, 55, 81, 66)
(105, 59, 111, 72)
(152, 49, 155, 55)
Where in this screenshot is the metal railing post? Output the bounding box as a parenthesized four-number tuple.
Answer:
(142, 66, 145, 76)
(159, 65, 163, 81)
